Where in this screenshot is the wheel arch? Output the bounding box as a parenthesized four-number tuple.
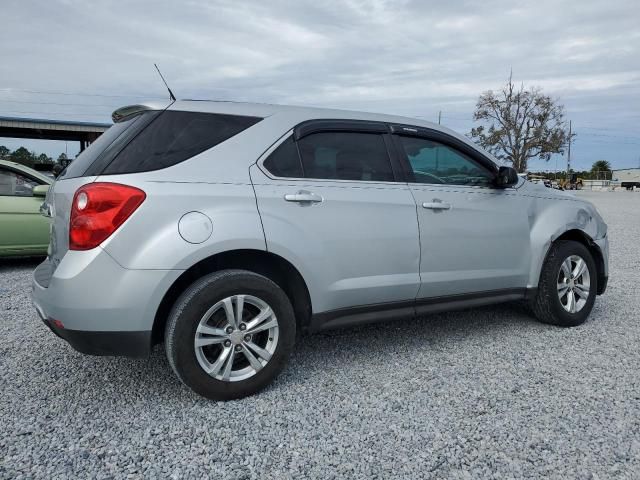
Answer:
(540, 229, 606, 295)
(152, 249, 312, 344)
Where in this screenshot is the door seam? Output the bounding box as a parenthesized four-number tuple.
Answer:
(406, 184, 423, 300)
(247, 164, 268, 252)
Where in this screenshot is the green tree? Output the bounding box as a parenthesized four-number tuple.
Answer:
(9, 147, 35, 167)
(0, 146, 10, 159)
(591, 160, 611, 173)
(36, 153, 53, 164)
(470, 74, 573, 173)
(57, 152, 68, 164)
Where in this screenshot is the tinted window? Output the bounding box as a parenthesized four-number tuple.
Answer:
(102, 111, 262, 175)
(0, 169, 39, 196)
(297, 132, 394, 182)
(398, 136, 493, 186)
(59, 113, 145, 179)
(263, 136, 303, 178)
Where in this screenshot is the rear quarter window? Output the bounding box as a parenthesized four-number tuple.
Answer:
(263, 136, 303, 178)
(102, 111, 262, 175)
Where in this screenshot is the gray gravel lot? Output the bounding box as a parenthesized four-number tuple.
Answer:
(1, 190, 639, 479)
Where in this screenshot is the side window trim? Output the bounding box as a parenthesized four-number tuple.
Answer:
(390, 132, 497, 188)
(294, 119, 388, 140)
(294, 137, 306, 178)
(382, 133, 409, 183)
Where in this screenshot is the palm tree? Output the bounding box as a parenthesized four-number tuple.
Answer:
(591, 160, 612, 180)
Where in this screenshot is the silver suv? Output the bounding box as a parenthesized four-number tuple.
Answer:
(32, 101, 609, 400)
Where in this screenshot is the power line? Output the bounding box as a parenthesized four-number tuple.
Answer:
(0, 87, 164, 100)
(576, 132, 640, 141)
(577, 125, 640, 133)
(0, 109, 111, 118)
(441, 125, 640, 146)
(0, 99, 121, 108)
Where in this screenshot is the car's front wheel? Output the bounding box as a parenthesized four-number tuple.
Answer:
(531, 240, 597, 327)
(165, 270, 296, 400)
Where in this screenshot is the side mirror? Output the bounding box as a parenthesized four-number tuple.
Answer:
(32, 184, 50, 197)
(494, 166, 519, 188)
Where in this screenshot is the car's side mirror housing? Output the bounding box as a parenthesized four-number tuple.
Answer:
(494, 166, 519, 188)
(32, 184, 50, 197)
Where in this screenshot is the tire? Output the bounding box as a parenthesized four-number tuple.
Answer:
(165, 269, 296, 400)
(531, 240, 597, 327)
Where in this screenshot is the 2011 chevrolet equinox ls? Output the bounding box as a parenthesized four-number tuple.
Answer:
(32, 101, 609, 400)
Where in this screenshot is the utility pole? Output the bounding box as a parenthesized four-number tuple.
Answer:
(438, 111, 441, 125)
(566, 120, 572, 179)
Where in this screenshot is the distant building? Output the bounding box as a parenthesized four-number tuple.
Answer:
(612, 168, 640, 183)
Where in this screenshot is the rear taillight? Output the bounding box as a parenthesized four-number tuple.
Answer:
(69, 182, 146, 250)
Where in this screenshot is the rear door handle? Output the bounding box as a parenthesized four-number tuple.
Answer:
(284, 191, 323, 203)
(422, 200, 451, 210)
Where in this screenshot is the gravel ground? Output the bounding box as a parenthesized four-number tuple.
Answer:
(1, 190, 639, 479)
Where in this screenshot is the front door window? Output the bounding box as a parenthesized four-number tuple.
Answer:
(397, 136, 494, 187)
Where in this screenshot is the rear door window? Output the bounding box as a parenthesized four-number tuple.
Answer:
(102, 111, 262, 175)
(297, 132, 395, 182)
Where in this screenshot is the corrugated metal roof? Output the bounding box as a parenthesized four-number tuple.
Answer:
(0, 115, 111, 132)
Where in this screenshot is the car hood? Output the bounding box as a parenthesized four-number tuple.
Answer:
(518, 180, 578, 200)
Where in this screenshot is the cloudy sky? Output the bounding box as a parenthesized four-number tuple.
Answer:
(1, 0, 639, 170)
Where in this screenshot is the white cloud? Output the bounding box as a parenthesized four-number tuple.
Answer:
(0, 0, 639, 167)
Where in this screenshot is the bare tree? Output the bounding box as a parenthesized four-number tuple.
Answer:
(470, 75, 572, 172)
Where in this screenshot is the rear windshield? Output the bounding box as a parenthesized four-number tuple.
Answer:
(60, 111, 262, 178)
(59, 113, 144, 179)
(103, 111, 262, 175)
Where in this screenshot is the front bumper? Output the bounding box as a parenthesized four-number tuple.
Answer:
(32, 248, 182, 357)
(594, 234, 609, 295)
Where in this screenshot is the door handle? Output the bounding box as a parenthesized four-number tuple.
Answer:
(422, 200, 451, 210)
(284, 191, 323, 203)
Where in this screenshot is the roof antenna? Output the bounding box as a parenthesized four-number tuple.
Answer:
(154, 63, 176, 101)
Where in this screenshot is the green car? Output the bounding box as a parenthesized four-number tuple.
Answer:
(0, 160, 52, 257)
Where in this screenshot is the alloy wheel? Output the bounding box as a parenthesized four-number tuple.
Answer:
(557, 255, 591, 314)
(194, 294, 279, 382)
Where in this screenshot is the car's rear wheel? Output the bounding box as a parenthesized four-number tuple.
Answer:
(531, 240, 597, 327)
(165, 269, 296, 400)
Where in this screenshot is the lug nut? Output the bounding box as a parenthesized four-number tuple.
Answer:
(224, 340, 231, 347)
(244, 334, 251, 342)
(239, 323, 247, 331)
(235, 345, 242, 352)
(225, 326, 234, 334)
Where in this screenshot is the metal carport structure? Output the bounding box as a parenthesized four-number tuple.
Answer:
(0, 116, 110, 152)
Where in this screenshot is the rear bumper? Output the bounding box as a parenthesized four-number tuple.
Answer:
(39, 316, 151, 357)
(32, 248, 182, 357)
